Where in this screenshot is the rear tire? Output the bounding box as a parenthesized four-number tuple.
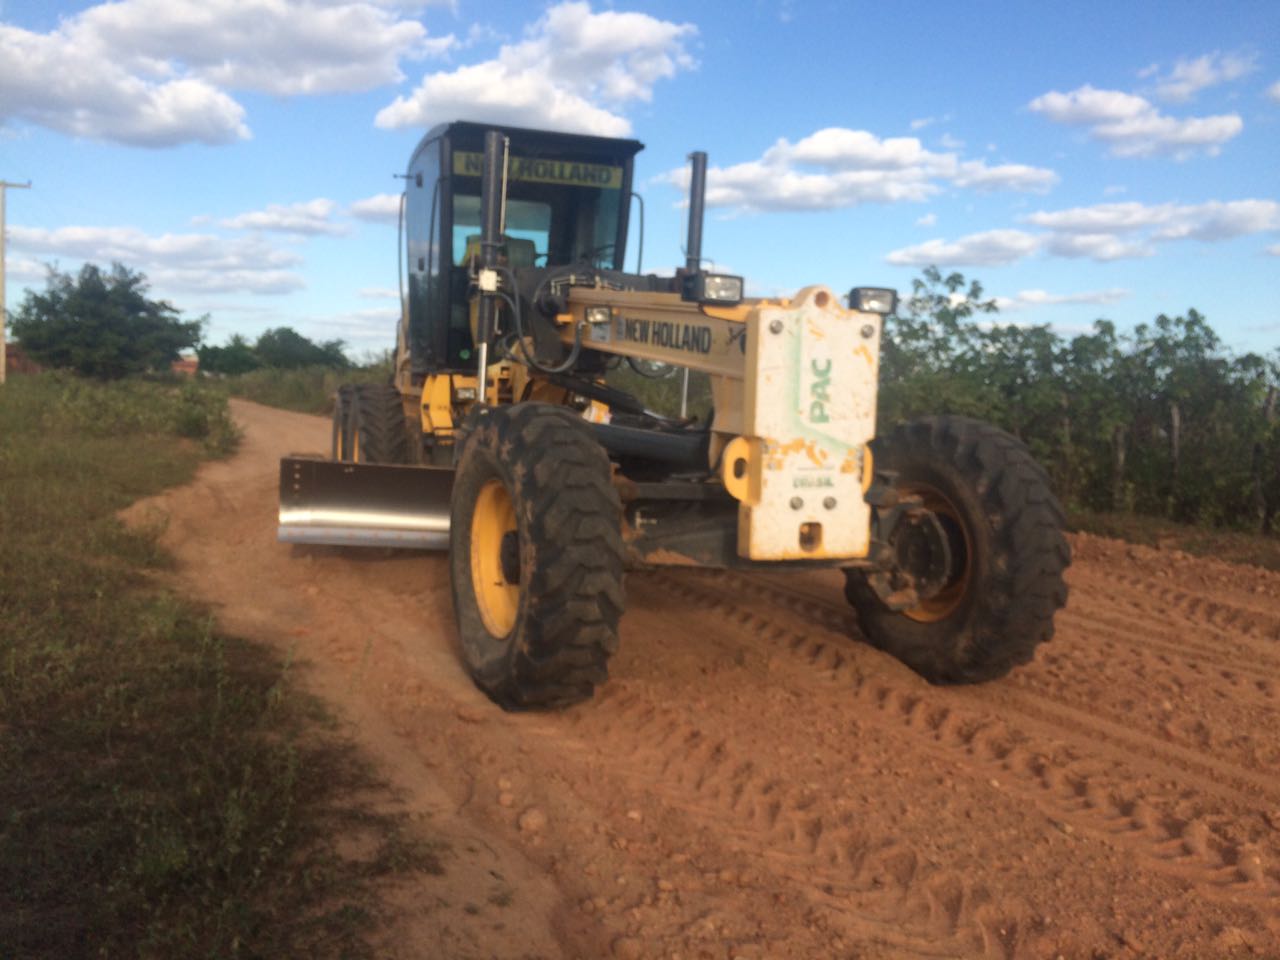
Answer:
(450, 404, 625, 710)
(845, 416, 1070, 683)
(351, 384, 411, 465)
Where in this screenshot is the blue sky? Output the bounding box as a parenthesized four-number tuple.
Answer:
(2, 0, 1278, 357)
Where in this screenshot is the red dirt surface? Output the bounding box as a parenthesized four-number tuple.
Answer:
(126, 399, 1280, 959)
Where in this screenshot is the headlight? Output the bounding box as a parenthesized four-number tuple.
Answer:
(585, 306, 612, 325)
(682, 271, 744, 306)
(849, 287, 898, 316)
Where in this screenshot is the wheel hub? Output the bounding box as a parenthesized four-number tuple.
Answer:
(867, 487, 971, 621)
(470, 479, 520, 636)
(499, 530, 521, 585)
(892, 507, 954, 599)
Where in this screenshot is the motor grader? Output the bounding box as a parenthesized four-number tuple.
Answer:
(278, 121, 1069, 710)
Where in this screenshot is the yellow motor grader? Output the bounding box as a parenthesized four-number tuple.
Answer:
(278, 121, 1069, 709)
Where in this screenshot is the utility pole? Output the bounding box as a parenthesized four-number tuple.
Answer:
(1, 179, 33, 385)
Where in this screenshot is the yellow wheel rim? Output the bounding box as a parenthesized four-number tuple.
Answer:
(900, 484, 971, 623)
(350, 429, 360, 463)
(470, 478, 519, 636)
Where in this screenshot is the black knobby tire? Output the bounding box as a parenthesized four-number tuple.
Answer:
(351, 384, 411, 465)
(450, 403, 626, 710)
(331, 384, 355, 460)
(845, 416, 1070, 683)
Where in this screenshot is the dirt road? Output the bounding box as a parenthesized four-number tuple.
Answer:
(128, 399, 1280, 959)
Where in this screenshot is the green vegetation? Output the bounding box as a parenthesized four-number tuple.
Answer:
(11, 263, 203, 380)
(11, 260, 356, 388)
(0, 374, 442, 958)
(200, 328, 352, 375)
(222, 360, 392, 415)
(880, 267, 1280, 535)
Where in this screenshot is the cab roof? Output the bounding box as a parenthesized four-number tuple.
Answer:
(410, 120, 645, 171)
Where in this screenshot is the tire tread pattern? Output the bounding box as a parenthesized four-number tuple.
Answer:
(452, 404, 625, 710)
(353, 383, 411, 465)
(846, 415, 1070, 683)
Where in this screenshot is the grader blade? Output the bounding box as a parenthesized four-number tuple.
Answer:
(277, 456, 454, 549)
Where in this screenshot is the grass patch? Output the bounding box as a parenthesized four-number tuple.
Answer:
(1, 373, 443, 959)
(221, 364, 391, 416)
(1070, 508, 1280, 572)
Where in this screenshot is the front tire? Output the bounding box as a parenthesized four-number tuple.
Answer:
(449, 404, 626, 709)
(845, 416, 1070, 683)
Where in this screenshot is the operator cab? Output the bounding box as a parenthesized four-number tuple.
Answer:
(403, 121, 644, 377)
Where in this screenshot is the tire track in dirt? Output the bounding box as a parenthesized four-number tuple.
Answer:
(725, 569, 1280, 764)
(558, 678, 1036, 959)
(632, 571, 1280, 907)
(1095, 569, 1280, 642)
(148, 403, 1280, 959)
(1058, 605, 1280, 681)
(736, 566, 1280, 678)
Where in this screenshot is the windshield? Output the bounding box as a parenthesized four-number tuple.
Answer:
(451, 150, 625, 269)
(451, 196, 552, 266)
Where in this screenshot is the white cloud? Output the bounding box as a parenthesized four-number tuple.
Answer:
(81, 0, 446, 95)
(0, 24, 249, 146)
(350, 193, 403, 224)
(786, 128, 937, 170)
(1028, 84, 1242, 158)
(304, 306, 400, 349)
(358, 287, 399, 299)
(909, 113, 951, 131)
(1266, 244, 1280, 256)
(885, 230, 1040, 267)
(153, 267, 306, 295)
(4, 255, 47, 284)
(995, 288, 1130, 311)
(1041, 233, 1154, 261)
(952, 160, 1058, 192)
(1030, 85, 1152, 124)
(677, 128, 1056, 213)
(221, 198, 348, 236)
(1268, 81, 1280, 104)
(1023, 201, 1164, 233)
(10, 224, 305, 294)
(1024, 199, 1280, 241)
(0, 0, 447, 146)
(376, 1, 696, 136)
(462, 22, 508, 49)
(1149, 51, 1257, 102)
(883, 198, 1280, 267)
(916, 213, 937, 227)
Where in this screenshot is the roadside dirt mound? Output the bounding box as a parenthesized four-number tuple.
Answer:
(127, 399, 1280, 959)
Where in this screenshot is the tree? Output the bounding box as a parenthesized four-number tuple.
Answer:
(875, 266, 1279, 533)
(197, 333, 261, 375)
(11, 263, 202, 380)
(878, 266, 1002, 427)
(253, 327, 350, 369)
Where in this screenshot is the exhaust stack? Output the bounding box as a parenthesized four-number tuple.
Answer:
(685, 150, 707, 273)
